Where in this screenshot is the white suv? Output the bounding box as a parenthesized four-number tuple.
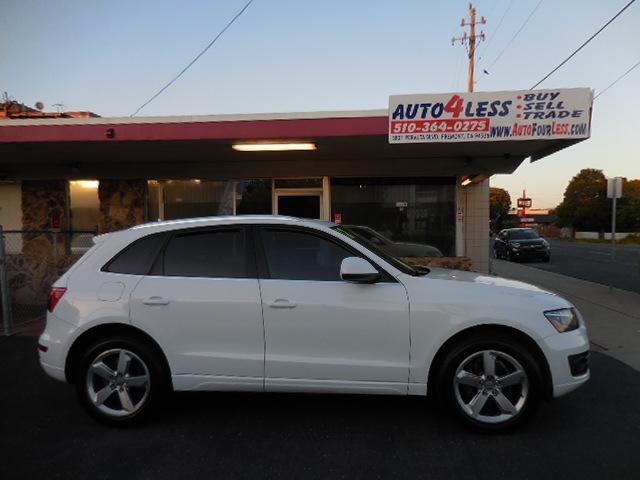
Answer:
(38, 216, 590, 430)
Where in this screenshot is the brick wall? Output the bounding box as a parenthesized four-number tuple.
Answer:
(462, 179, 490, 273)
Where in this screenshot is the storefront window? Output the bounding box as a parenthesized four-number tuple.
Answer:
(236, 179, 272, 215)
(69, 180, 99, 252)
(330, 178, 455, 257)
(148, 179, 273, 220)
(147, 180, 233, 221)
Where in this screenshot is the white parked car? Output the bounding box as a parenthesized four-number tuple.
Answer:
(39, 216, 590, 431)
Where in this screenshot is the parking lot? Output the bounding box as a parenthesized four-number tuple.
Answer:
(1, 337, 639, 480)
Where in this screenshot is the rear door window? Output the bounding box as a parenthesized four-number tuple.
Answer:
(162, 229, 248, 278)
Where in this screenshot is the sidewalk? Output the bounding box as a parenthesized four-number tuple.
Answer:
(491, 259, 640, 372)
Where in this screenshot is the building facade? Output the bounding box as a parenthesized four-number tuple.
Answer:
(0, 94, 592, 276)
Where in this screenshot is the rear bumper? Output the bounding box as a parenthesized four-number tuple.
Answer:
(38, 312, 77, 383)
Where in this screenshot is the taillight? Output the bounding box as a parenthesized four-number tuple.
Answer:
(47, 287, 67, 312)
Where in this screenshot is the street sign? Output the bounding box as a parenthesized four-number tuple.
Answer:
(517, 197, 532, 208)
(607, 177, 623, 199)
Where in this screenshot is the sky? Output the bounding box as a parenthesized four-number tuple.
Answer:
(1, 0, 639, 208)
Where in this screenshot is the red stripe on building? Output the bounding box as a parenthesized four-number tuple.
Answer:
(0, 116, 389, 143)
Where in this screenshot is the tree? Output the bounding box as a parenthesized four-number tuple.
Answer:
(490, 187, 511, 220)
(555, 169, 609, 231)
(617, 179, 640, 232)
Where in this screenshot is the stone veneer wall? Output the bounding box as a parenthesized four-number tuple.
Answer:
(98, 179, 146, 232)
(21, 180, 68, 257)
(5, 181, 73, 318)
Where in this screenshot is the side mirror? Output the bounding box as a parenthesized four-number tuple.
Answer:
(340, 257, 380, 284)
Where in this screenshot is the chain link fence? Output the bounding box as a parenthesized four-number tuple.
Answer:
(0, 228, 95, 335)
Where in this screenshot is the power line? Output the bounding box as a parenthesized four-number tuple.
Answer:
(476, 0, 514, 64)
(530, 0, 636, 90)
(595, 59, 640, 99)
(485, 0, 544, 72)
(131, 0, 256, 117)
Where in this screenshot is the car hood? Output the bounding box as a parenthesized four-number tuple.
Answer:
(418, 267, 557, 298)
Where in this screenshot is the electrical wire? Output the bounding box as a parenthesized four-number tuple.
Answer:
(131, 0, 256, 117)
(476, 0, 515, 64)
(594, 59, 640, 99)
(485, 0, 544, 73)
(530, 0, 636, 90)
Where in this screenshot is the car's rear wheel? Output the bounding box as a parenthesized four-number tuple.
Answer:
(437, 334, 542, 432)
(75, 336, 167, 426)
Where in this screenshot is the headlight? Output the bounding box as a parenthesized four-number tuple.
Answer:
(511, 242, 521, 249)
(544, 308, 579, 333)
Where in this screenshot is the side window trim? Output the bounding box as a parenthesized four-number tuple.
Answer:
(150, 225, 257, 279)
(253, 225, 396, 283)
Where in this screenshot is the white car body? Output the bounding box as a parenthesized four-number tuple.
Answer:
(39, 216, 589, 402)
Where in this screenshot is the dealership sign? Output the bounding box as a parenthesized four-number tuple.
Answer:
(388, 88, 593, 144)
(517, 197, 532, 208)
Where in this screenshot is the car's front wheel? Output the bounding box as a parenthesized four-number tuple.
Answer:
(438, 334, 543, 432)
(75, 336, 167, 426)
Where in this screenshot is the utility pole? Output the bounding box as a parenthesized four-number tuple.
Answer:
(452, 3, 486, 92)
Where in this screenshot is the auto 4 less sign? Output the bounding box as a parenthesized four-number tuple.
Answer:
(388, 88, 593, 143)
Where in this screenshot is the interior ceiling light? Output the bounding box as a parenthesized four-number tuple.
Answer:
(232, 142, 316, 152)
(461, 177, 473, 186)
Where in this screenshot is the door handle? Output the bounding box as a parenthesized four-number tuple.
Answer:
(143, 296, 170, 306)
(268, 298, 297, 309)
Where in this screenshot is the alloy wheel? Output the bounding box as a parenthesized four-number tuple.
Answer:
(453, 349, 529, 424)
(85, 348, 151, 417)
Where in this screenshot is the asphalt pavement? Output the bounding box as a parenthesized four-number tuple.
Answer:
(1, 337, 640, 480)
(507, 239, 640, 294)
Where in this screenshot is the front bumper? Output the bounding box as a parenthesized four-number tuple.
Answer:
(511, 248, 550, 260)
(539, 325, 590, 398)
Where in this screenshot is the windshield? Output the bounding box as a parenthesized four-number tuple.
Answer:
(508, 229, 540, 240)
(332, 226, 427, 276)
(346, 226, 391, 245)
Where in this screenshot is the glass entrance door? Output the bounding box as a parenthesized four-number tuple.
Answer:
(276, 194, 321, 219)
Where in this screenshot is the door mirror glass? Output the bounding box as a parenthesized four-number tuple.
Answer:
(340, 257, 380, 284)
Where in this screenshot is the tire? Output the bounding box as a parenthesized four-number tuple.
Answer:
(436, 333, 543, 432)
(75, 336, 168, 427)
(506, 250, 513, 262)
